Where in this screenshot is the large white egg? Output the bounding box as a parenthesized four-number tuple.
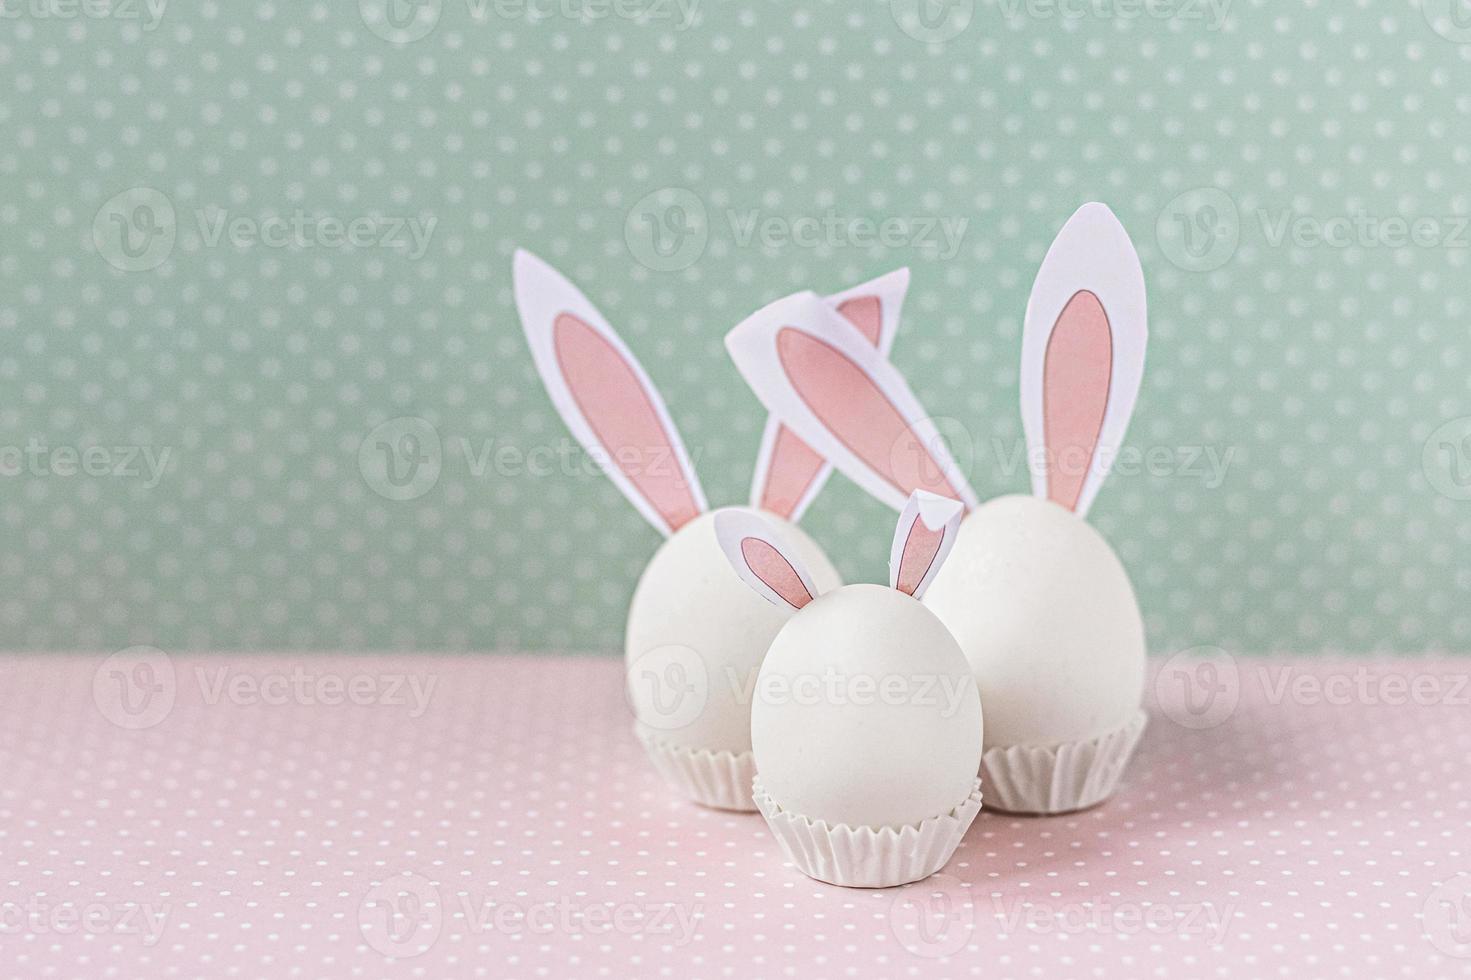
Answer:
(922, 494, 1145, 751)
(751, 583, 983, 830)
(624, 507, 841, 767)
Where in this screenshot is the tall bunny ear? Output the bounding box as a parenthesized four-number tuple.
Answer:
(727, 292, 979, 515)
(1019, 203, 1147, 518)
(713, 509, 820, 612)
(889, 491, 965, 601)
(749, 269, 911, 522)
(514, 249, 707, 537)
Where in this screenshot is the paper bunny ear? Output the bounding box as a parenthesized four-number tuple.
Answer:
(514, 249, 707, 537)
(713, 509, 820, 612)
(889, 491, 965, 600)
(1019, 203, 1148, 518)
(749, 269, 911, 522)
(727, 291, 979, 515)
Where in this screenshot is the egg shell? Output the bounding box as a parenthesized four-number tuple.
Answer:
(624, 508, 841, 756)
(751, 583, 983, 830)
(923, 493, 1145, 750)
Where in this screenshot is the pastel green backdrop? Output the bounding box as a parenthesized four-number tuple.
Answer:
(3, 0, 1468, 653)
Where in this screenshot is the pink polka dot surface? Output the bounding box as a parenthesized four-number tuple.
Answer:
(1, 652, 1469, 979)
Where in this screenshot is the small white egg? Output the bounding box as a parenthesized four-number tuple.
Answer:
(625, 507, 841, 758)
(751, 583, 983, 830)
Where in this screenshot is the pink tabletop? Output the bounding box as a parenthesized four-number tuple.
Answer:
(1, 652, 1469, 979)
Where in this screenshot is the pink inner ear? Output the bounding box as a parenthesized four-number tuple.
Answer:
(776, 328, 964, 503)
(1043, 291, 1113, 512)
(740, 537, 813, 609)
(554, 313, 702, 532)
(836, 296, 883, 347)
(895, 519, 945, 597)
(756, 295, 885, 518)
(757, 426, 826, 520)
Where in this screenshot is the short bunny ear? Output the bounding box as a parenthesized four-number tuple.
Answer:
(713, 509, 819, 612)
(889, 491, 964, 600)
(1019, 203, 1147, 518)
(728, 291, 979, 515)
(514, 249, 707, 537)
(749, 269, 911, 522)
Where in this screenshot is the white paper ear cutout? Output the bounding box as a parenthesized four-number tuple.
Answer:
(1019, 203, 1148, 519)
(727, 291, 979, 515)
(889, 491, 965, 600)
(749, 269, 911, 522)
(513, 249, 708, 537)
(713, 509, 819, 611)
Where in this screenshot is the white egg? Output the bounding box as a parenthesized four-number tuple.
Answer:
(625, 507, 842, 761)
(750, 583, 983, 830)
(923, 494, 1145, 751)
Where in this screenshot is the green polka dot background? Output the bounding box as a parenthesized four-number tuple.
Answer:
(2, 0, 1468, 654)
